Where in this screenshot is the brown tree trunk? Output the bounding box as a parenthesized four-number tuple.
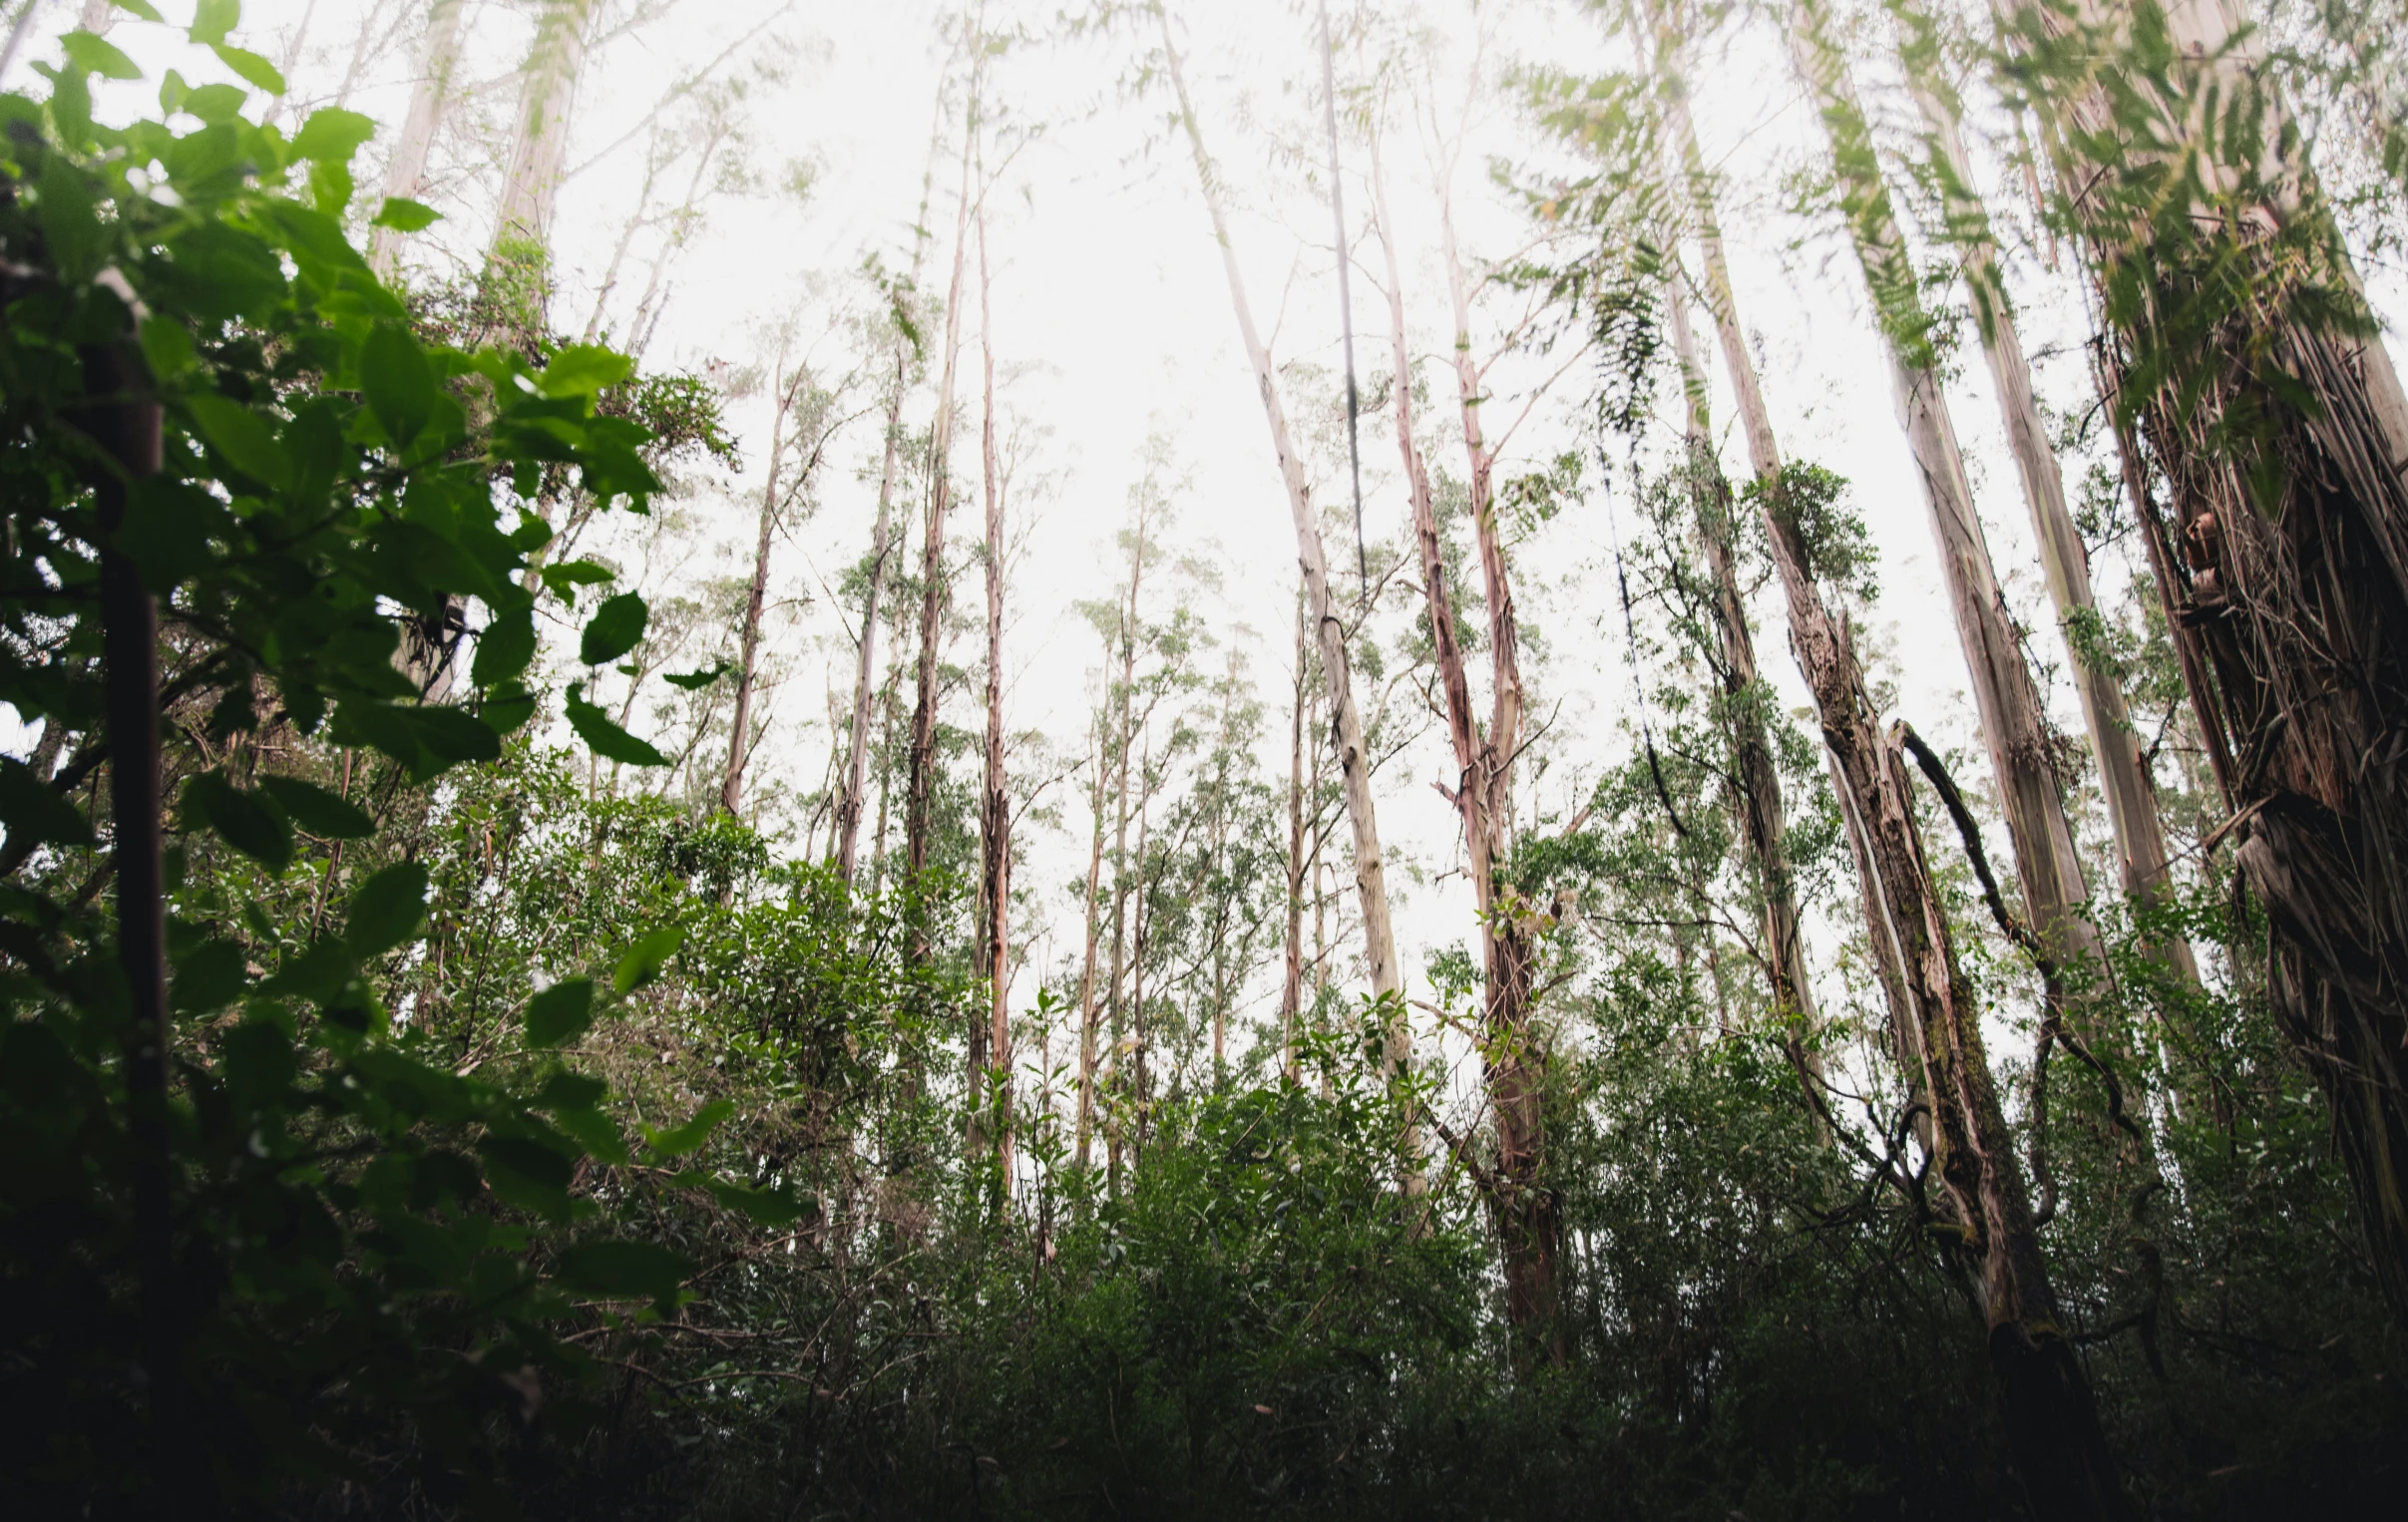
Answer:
(723, 360, 806, 817)
(1157, 2, 1400, 1000)
(1654, 17, 2128, 1512)
(1281, 589, 1309, 1086)
(904, 52, 984, 926)
(974, 191, 1012, 1185)
(2017, 0, 2408, 1325)
(1073, 718, 1106, 1172)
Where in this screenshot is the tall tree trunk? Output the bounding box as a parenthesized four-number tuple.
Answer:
(369, 0, 466, 279)
(1659, 263, 1825, 1093)
(1887, 0, 2196, 984)
(1102, 515, 1146, 1196)
(493, 0, 595, 262)
(1281, 588, 1308, 1086)
(1157, 2, 1400, 1001)
(1369, 132, 1548, 1355)
(837, 103, 951, 885)
(1073, 717, 1106, 1172)
(974, 190, 1012, 1185)
(1790, 0, 2104, 989)
(1654, 19, 2128, 1513)
(2014, 0, 2408, 1326)
(905, 46, 984, 929)
(723, 359, 805, 817)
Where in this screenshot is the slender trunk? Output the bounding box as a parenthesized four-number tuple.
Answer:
(2017, 0, 2408, 1326)
(1656, 18, 2128, 1513)
(1157, 3, 1400, 1000)
(1661, 263, 1826, 1094)
(838, 108, 950, 885)
(1888, 0, 2195, 983)
(87, 340, 174, 1496)
(724, 362, 802, 816)
(493, 0, 595, 261)
(1102, 523, 1145, 1195)
(975, 190, 1012, 1186)
(905, 48, 984, 927)
(1281, 589, 1308, 1085)
(1073, 721, 1106, 1171)
(369, 0, 466, 279)
(1790, 0, 2103, 987)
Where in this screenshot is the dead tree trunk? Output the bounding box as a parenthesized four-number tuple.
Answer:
(1157, 2, 1400, 1001)
(723, 359, 808, 817)
(2014, 0, 2408, 1324)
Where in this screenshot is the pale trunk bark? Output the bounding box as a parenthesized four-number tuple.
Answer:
(1889, 11, 2194, 985)
(1159, 5, 1400, 1001)
(1281, 590, 1308, 1085)
(905, 58, 982, 919)
(1661, 22, 2125, 1512)
(1073, 721, 1106, 1172)
(1791, 0, 2102, 986)
(493, 0, 594, 259)
(723, 364, 800, 816)
(1102, 524, 1144, 1196)
(975, 194, 1012, 1186)
(370, 0, 466, 279)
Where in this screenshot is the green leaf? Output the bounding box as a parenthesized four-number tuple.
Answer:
(138, 315, 198, 380)
(471, 605, 537, 688)
(539, 559, 614, 604)
(346, 862, 428, 955)
(479, 1135, 576, 1220)
(524, 977, 596, 1048)
(37, 155, 101, 285)
(565, 682, 667, 768)
(371, 196, 443, 232)
(61, 32, 143, 82)
(170, 937, 247, 1014)
(0, 757, 95, 851)
(360, 323, 435, 447)
(536, 1071, 607, 1110)
(210, 44, 282, 94)
(612, 925, 684, 995)
(640, 1098, 731, 1160)
(189, 0, 238, 45)
(538, 344, 633, 399)
(579, 591, 646, 666)
(259, 775, 372, 839)
(109, 1, 167, 20)
(547, 1103, 629, 1167)
(552, 1240, 693, 1303)
(662, 662, 733, 692)
(330, 701, 502, 780)
(289, 107, 374, 164)
(181, 771, 293, 871)
(185, 393, 293, 492)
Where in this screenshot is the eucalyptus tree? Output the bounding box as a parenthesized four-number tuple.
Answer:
(493, 0, 597, 268)
(2001, 0, 2408, 1327)
(368, 0, 464, 278)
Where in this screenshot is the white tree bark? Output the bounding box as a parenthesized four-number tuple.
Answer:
(493, 0, 595, 259)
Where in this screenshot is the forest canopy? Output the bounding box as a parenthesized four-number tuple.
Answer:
(0, 0, 2404, 1517)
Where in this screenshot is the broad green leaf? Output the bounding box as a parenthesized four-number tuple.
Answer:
(109, 1, 167, 19)
(538, 344, 633, 399)
(37, 155, 101, 284)
(565, 682, 667, 768)
(479, 1135, 575, 1221)
(181, 771, 292, 871)
(189, 0, 238, 45)
(535, 1072, 607, 1111)
(360, 323, 435, 446)
(289, 107, 374, 164)
(371, 196, 443, 232)
(138, 315, 198, 380)
(579, 591, 646, 665)
(61, 32, 143, 82)
(547, 1102, 629, 1167)
(524, 977, 596, 1048)
(259, 775, 372, 839)
(552, 1240, 692, 1302)
(170, 938, 247, 1014)
(539, 559, 613, 605)
(471, 604, 537, 687)
(210, 44, 282, 94)
(612, 925, 685, 995)
(330, 701, 503, 780)
(706, 1178, 806, 1228)
(0, 757, 95, 850)
(662, 662, 733, 691)
(346, 862, 429, 955)
(185, 393, 293, 492)
(640, 1099, 731, 1160)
